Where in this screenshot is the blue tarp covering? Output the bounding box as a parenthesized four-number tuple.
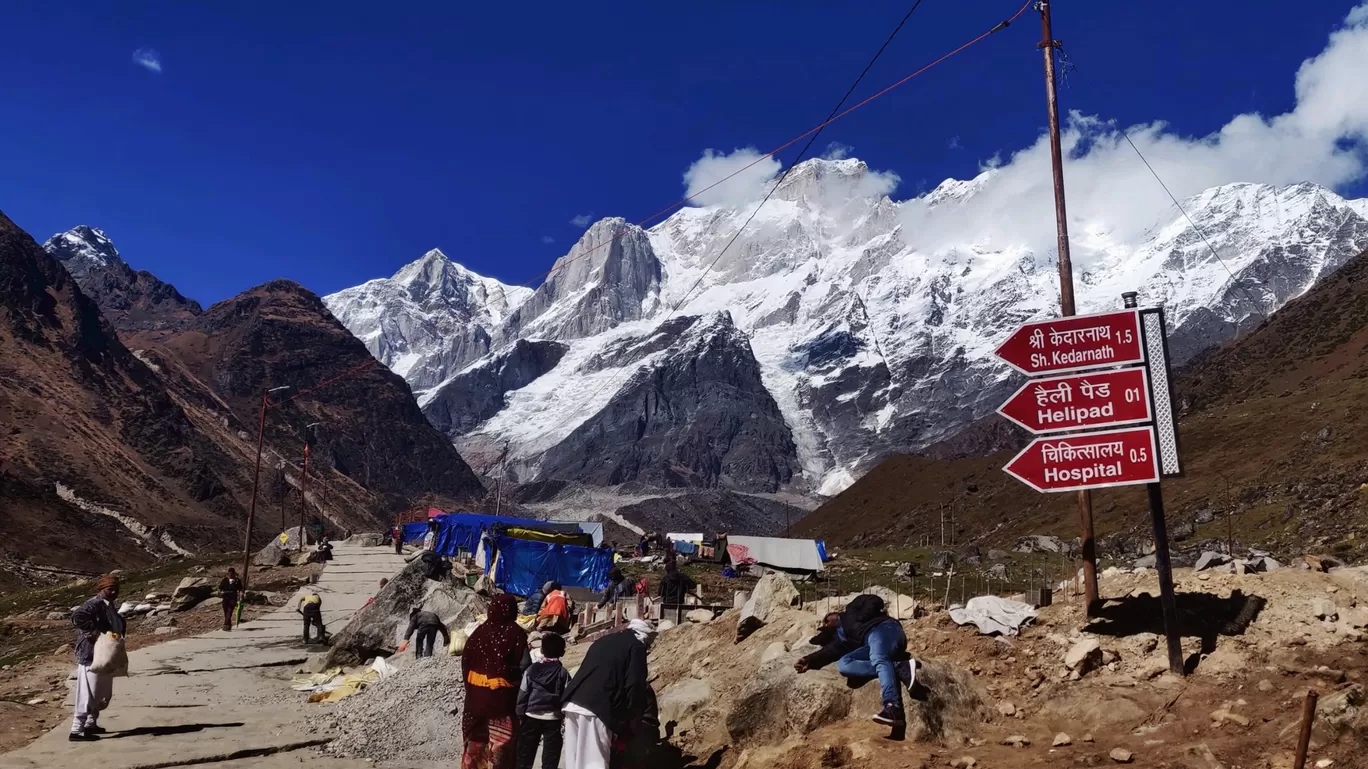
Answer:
(423, 512, 584, 557)
(817, 540, 830, 562)
(491, 536, 613, 596)
(401, 521, 430, 544)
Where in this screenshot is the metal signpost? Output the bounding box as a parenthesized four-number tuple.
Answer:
(995, 295, 1186, 674)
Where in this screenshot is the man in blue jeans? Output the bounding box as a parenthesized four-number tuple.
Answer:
(793, 595, 919, 726)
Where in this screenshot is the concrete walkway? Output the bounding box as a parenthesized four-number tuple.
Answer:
(0, 543, 406, 769)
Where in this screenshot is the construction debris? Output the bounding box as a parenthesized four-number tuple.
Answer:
(326, 654, 465, 764)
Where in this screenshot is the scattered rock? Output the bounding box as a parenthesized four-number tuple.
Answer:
(1014, 535, 1065, 554)
(1001, 735, 1030, 748)
(1132, 555, 1157, 569)
(1082, 733, 1094, 743)
(726, 655, 853, 745)
(1100, 649, 1120, 665)
(1341, 607, 1368, 629)
(987, 549, 1009, 561)
(153, 626, 176, 635)
(1194, 551, 1230, 571)
(1052, 732, 1072, 747)
(760, 642, 789, 666)
(1065, 638, 1102, 674)
(53, 644, 71, 656)
(1311, 597, 1339, 621)
(1109, 747, 1134, 763)
(930, 551, 956, 571)
(686, 608, 714, 624)
(171, 577, 213, 610)
(45, 611, 68, 621)
(951, 757, 977, 769)
(1258, 679, 1276, 693)
(657, 620, 676, 632)
(996, 701, 1016, 717)
(893, 562, 916, 580)
(1211, 708, 1250, 727)
(25, 697, 45, 705)
(1316, 759, 1335, 768)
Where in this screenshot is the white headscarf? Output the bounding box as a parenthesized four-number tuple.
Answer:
(628, 619, 656, 643)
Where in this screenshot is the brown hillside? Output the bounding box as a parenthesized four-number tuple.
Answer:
(798, 248, 1368, 562)
(150, 279, 485, 511)
(1, 214, 484, 591)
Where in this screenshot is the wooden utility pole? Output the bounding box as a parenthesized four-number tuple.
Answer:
(1037, 0, 1098, 612)
(240, 385, 289, 622)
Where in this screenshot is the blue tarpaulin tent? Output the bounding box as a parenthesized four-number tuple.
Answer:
(491, 536, 613, 596)
(428, 512, 589, 557)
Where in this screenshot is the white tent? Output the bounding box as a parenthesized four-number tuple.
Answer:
(727, 535, 824, 573)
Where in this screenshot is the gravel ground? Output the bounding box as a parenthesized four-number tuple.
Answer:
(325, 654, 466, 764)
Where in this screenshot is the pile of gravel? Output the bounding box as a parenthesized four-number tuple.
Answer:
(325, 654, 466, 763)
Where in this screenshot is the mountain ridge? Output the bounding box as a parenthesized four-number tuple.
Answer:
(326, 157, 1368, 497)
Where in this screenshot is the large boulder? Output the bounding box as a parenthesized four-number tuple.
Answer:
(908, 659, 988, 744)
(253, 526, 311, 567)
(658, 677, 713, 739)
(171, 577, 213, 611)
(725, 660, 852, 745)
(736, 573, 800, 642)
(323, 559, 486, 667)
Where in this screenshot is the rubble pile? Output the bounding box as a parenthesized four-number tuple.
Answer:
(325, 654, 465, 763)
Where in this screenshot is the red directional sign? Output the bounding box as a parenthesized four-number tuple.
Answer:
(1004, 426, 1160, 493)
(997, 367, 1151, 435)
(995, 310, 1144, 376)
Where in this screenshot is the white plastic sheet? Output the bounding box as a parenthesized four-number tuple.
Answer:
(948, 596, 1038, 636)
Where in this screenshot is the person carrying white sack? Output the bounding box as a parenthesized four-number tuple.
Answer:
(70, 573, 126, 741)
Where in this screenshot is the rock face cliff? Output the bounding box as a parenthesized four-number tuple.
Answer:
(326, 158, 1368, 496)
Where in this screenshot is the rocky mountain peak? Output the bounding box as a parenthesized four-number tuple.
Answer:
(41, 225, 201, 335)
(771, 158, 895, 207)
(504, 217, 662, 340)
(43, 225, 122, 276)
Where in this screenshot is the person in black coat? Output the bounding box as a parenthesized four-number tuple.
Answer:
(794, 594, 916, 727)
(561, 620, 655, 768)
(402, 607, 450, 657)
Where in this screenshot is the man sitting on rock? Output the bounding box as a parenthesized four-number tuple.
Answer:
(793, 594, 919, 727)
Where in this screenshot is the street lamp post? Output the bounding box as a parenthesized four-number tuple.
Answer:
(238, 385, 291, 624)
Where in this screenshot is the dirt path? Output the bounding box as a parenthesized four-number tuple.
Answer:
(0, 543, 405, 769)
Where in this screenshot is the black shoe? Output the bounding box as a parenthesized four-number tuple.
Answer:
(68, 733, 99, 742)
(872, 703, 906, 726)
(85, 726, 107, 734)
(908, 680, 930, 702)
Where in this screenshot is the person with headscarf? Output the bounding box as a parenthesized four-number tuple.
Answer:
(462, 594, 528, 769)
(217, 568, 243, 632)
(561, 619, 655, 769)
(69, 573, 125, 741)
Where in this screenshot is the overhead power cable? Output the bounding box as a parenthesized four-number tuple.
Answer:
(514, 0, 1035, 291)
(561, 0, 1030, 428)
(1115, 125, 1269, 323)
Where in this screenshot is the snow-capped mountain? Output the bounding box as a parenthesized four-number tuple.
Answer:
(325, 249, 533, 388)
(43, 225, 203, 332)
(324, 158, 1368, 496)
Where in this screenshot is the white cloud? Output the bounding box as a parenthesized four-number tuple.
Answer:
(540, 235, 555, 244)
(682, 147, 783, 207)
(899, 3, 1368, 262)
(132, 48, 162, 73)
(823, 141, 853, 160)
(570, 213, 594, 228)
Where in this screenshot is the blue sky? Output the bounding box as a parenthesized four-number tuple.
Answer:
(1, 1, 1364, 305)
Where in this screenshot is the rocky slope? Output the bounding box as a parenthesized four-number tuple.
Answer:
(2, 220, 487, 587)
(326, 159, 1368, 497)
(157, 279, 486, 509)
(0, 212, 241, 579)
